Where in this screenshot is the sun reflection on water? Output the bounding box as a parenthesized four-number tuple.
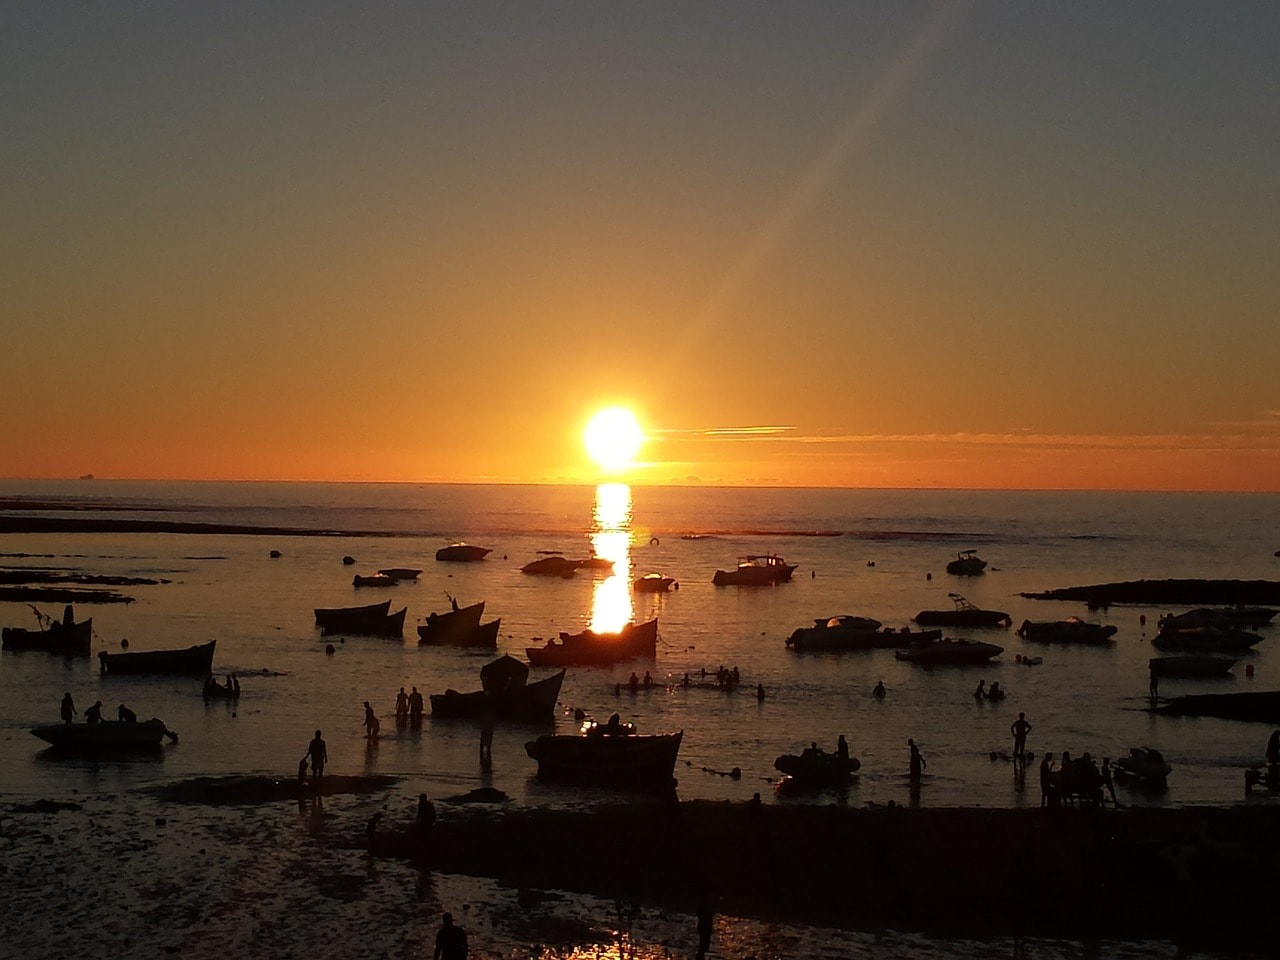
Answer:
(589, 483, 633, 634)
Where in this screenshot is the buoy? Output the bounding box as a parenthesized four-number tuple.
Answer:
(926, 572, 932, 580)
(650, 537, 659, 545)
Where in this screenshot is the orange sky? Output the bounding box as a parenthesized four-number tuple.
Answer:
(2, 5, 1278, 491)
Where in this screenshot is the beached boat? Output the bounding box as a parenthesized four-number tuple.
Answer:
(1151, 625, 1263, 653)
(1154, 690, 1280, 723)
(1149, 655, 1237, 678)
(1016, 617, 1117, 645)
(377, 567, 422, 581)
(31, 718, 176, 750)
(2, 605, 93, 656)
(786, 616, 941, 653)
(521, 556, 579, 578)
(313, 599, 391, 629)
(525, 618, 659, 667)
(353, 573, 397, 588)
(633, 573, 676, 593)
(774, 746, 861, 787)
(321, 606, 407, 637)
(416, 601, 487, 646)
(914, 594, 1011, 628)
(712, 554, 796, 586)
(430, 655, 565, 721)
(1114, 746, 1172, 784)
(525, 721, 682, 788)
(946, 550, 988, 576)
(98, 639, 216, 675)
(435, 543, 492, 563)
(1158, 607, 1278, 631)
(894, 637, 1004, 665)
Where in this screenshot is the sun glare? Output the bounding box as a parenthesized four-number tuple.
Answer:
(583, 407, 644, 472)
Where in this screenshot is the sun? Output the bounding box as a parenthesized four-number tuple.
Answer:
(583, 407, 644, 472)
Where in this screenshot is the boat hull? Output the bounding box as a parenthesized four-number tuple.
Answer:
(314, 600, 391, 629)
(98, 640, 216, 675)
(430, 669, 565, 721)
(525, 731, 682, 788)
(416, 602, 488, 646)
(895, 639, 1004, 665)
(774, 752, 861, 786)
(32, 718, 170, 750)
(1017, 620, 1117, 644)
(525, 619, 658, 667)
(321, 607, 407, 638)
(787, 621, 940, 652)
(435, 545, 491, 562)
(2, 618, 93, 656)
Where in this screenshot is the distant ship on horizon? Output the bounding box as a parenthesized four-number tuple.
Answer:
(78, 473, 94, 480)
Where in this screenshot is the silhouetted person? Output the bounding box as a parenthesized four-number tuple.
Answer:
(908, 738, 925, 780)
(395, 687, 409, 718)
(873, 680, 886, 699)
(1011, 713, 1032, 764)
(837, 734, 849, 762)
(416, 793, 436, 834)
(1267, 730, 1280, 767)
(433, 911, 468, 960)
(756, 683, 765, 701)
(363, 700, 380, 739)
(1101, 757, 1117, 806)
(84, 700, 104, 725)
(643, 670, 653, 688)
(60, 692, 76, 724)
(1149, 667, 1159, 700)
(117, 703, 136, 723)
(408, 686, 424, 720)
(1040, 753, 1056, 807)
(297, 756, 308, 785)
(696, 884, 713, 959)
(479, 717, 494, 763)
(308, 730, 327, 779)
(988, 681, 1004, 701)
(974, 680, 986, 700)
(365, 812, 382, 845)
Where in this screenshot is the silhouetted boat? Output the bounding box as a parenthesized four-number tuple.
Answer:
(321, 607, 407, 638)
(786, 616, 942, 652)
(1016, 618, 1117, 645)
(774, 745, 861, 786)
(1148, 655, 1237, 678)
(353, 573, 397, 588)
(31, 718, 176, 750)
(314, 599, 391, 629)
(632, 573, 676, 593)
(525, 721, 682, 788)
(894, 637, 1004, 665)
(576, 557, 615, 575)
(377, 568, 422, 581)
(435, 543, 492, 562)
(914, 594, 1011, 628)
(430, 655, 565, 721)
(946, 550, 987, 576)
(416, 601, 489, 646)
(1154, 690, 1280, 723)
(713, 554, 796, 586)
(525, 619, 659, 667)
(1151, 625, 1263, 652)
(1114, 746, 1172, 784)
(98, 640, 216, 675)
(1158, 606, 1278, 631)
(521, 556, 579, 578)
(2, 605, 92, 656)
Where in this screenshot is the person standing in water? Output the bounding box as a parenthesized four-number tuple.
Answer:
(1010, 712, 1032, 767)
(307, 729, 327, 779)
(908, 738, 926, 780)
(433, 911, 468, 960)
(363, 700, 380, 740)
(60, 692, 76, 724)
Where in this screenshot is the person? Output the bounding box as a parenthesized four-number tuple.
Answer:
(363, 700, 380, 739)
(84, 700, 104, 725)
(873, 680, 886, 699)
(416, 793, 436, 834)
(1010, 712, 1032, 765)
(479, 717, 494, 763)
(1039, 753, 1056, 807)
(756, 683, 765, 701)
(837, 734, 849, 762)
(117, 703, 137, 723)
(395, 687, 409, 718)
(1100, 757, 1117, 806)
(696, 884, 714, 959)
(731, 666, 740, 686)
(229, 673, 240, 695)
(307, 729, 328, 779)
(408, 686, 424, 720)
(60, 692, 76, 724)
(297, 756, 309, 785)
(908, 738, 925, 780)
(365, 812, 382, 844)
(1266, 730, 1280, 767)
(433, 911, 468, 960)
(1149, 666, 1159, 700)
(987, 681, 1004, 701)
(628, 672, 640, 691)
(974, 680, 986, 700)
(642, 670, 653, 688)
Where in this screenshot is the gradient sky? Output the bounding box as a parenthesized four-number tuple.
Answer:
(3, 3, 1278, 490)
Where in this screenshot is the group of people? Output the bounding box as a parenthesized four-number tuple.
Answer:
(59, 693, 136, 725)
(202, 674, 240, 698)
(974, 679, 1005, 701)
(1038, 750, 1117, 807)
(393, 686, 426, 721)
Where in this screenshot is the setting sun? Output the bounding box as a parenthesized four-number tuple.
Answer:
(583, 407, 644, 472)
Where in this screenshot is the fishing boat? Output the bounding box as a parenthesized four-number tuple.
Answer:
(521, 556, 579, 578)
(525, 618, 659, 667)
(894, 637, 1004, 665)
(98, 639, 216, 675)
(773, 745, 861, 787)
(632, 573, 676, 593)
(377, 567, 422, 581)
(435, 543, 492, 563)
(31, 718, 177, 750)
(353, 573, 397, 588)
(1148, 655, 1237, 678)
(314, 599, 391, 629)
(1016, 618, 1117, 645)
(1114, 746, 1172, 784)
(1151, 625, 1263, 652)
(786, 616, 941, 653)
(914, 594, 1011, 628)
(429, 655, 565, 721)
(2, 605, 93, 656)
(945, 550, 988, 576)
(525, 719, 682, 788)
(415, 601, 488, 646)
(712, 554, 796, 586)
(321, 606, 407, 637)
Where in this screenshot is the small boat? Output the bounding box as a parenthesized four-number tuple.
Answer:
(435, 543, 492, 563)
(894, 637, 1004, 665)
(416, 601, 487, 646)
(2, 605, 93, 656)
(99, 639, 217, 675)
(773, 745, 861, 787)
(203, 675, 242, 699)
(521, 556, 579, 578)
(314, 599, 391, 629)
(353, 573, 397, 588)
(914, 594, 1011, 628)
(1158, 607, 1278, 631)
(633, 573, 676, 593)
(525, 619, 659, 667)
(945, 550, 988, 576)
(576, 556, 616, 575)
(525, 720, 682, 788)
(377, 568, 422, 581)
(1114, 746, 1172, 784)
(713, 554, 796, 586)
(321, 607, 407, 638)
(429, 655, 565, 721)
(786, 616, 942, 653)
(1016, 617, 1117, 645)
(1151, 625, 1263, 652)
(31, 718, 176, 750)
(1148, 655, 1237, 678)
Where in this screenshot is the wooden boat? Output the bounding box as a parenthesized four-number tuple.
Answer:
(1154, 690, 1280, 723)
(1158, 607, 1278, 631)
(633, 573, 676, 593)
(430, 655, 565, 721)
(945, 550, 988, 576)
(353, 573, 397, 588)
(203, 675, 241, 699)
(1151, 625, 1263, 652)
(377, 567, 422, 581)
(1016, 617, 1117, 645)
(416, 601, 488, 646)
(321, 607, 407, 638)
(1114, 746, 1172, 784)
(773, 746, 861, 786)
(712, 554, 795, 586)
(2, 605, 93, 656)
(314, 599, 391, 629)
(894, 637, 1004, 665)
(98, 639, 216, 675)
(525, 721, 682, 788)
(31, 718, 175, 750)
(435, 543, 492, 563)
(914, 594, 1011, 628)
(525, 618, 659, 667)
(521, 556, 579, 578)
(786, 616, 941, 652)
(1148, 655, 1237, 678)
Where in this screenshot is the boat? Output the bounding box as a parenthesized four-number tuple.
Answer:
(525, 720, 682, 788)
(633, 573, 676, 593)
(98, 639, 216, 675)
(353, 573, 397, 588)
(712, 554, 796, 586)
(377, 568, 422, 581)
(1151, 625, 1264, 652)
(314, 599, 391, 629)
(773, 745, 861, 787)
(321, 606, 407, 638)
(894, 637, 1004, 665)
(786, 617, 942, 652)
(1158, 607, 1278, 631)
(1016, 617, 1117, 645)
(914, 594, 1011, 628)
(435, 543, 492, 563)
(2, 605, 93, 656)
(576, 557, 616, 575)
(1154, 690, 1280, 723)
(945, 550, 988, 576)
(521, 556, 579, 578)
(1113, 746, 1172, 784)
(429, 655, 566, 721)
(31, 718, 176, 750)
(1148, 655, 1237, 678)
(525, 619, 659, 667)
(416, 601, 487, 646)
